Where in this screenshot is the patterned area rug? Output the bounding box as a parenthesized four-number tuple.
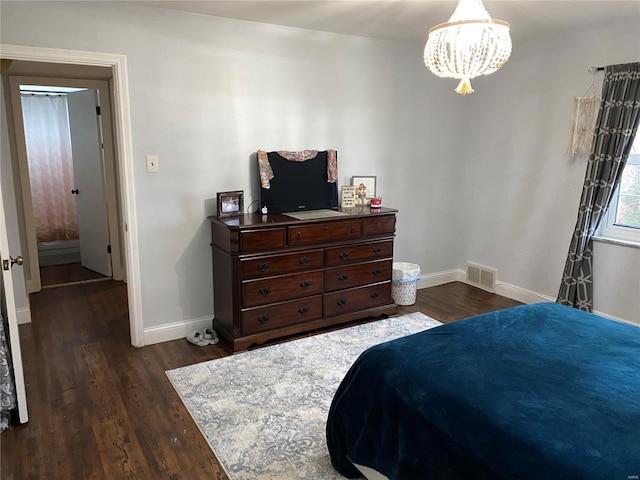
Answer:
(166, 312, 442, 480)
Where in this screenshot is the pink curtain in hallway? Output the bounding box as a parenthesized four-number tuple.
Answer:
(21, 93, 79, 242)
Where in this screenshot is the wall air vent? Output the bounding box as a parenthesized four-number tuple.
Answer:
(465, 262, 497, 293)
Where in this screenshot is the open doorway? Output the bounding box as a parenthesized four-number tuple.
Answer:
(16, 82, 118, 288)
(8, 74, 124, 292)
(1, 46, 143, 348)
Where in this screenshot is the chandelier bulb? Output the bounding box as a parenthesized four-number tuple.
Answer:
(455, 78, 475, 96)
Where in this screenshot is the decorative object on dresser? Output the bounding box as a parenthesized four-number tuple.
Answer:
(351, 175, 376, 205)
(258, 150, 339, 214)
(209, 207, 398, 352)
(216, 190, 244, 218)
(340, 185, 356, 208)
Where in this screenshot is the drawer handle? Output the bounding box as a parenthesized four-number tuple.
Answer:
(298, 306, 310, 314)
(324, 226, 329, 232)
(350, 226, 356, 233)
(336, 299, 347, 307)
(258, 287, 272, 296)
(338, 251, 349, 260)
(338, 273, 349, 282)
(299, 256, 311, 265)
(257, 314, 270, 324)
(373, 247, 383, 254)
(370, 291, 380, 299)
(372, 268, 382, 276)
(300, 280, 312, 288)
(296, 231, 302, 239)
(257, 262, 271, 272)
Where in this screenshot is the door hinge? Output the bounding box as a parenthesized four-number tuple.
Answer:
(107, 244, 112, 254)
(96, 106, 101, 115)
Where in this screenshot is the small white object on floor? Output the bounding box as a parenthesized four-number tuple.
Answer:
(186, 329, 212, 346)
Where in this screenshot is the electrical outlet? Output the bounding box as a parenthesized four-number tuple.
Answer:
(146, 155, 159, 173)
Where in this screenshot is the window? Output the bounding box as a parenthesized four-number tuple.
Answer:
(598, 135, 640, 244)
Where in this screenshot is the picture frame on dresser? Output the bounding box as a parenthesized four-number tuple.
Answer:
(217, 190, 244, 218)
(351, 176, 376, 205)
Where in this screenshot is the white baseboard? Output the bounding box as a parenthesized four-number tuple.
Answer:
(593, 310, 639, 326)
(17, 307, 31, 325)
(143, 316, 213, 346)
(143, 270, 461, 346)
(497, 282, 637, 326)
(417, 269, 555, 306)
(495, 282, 555, 305)
(417, 269, 554, 306)
(141, 272, 638, 346)
(417, 269, 464, 289)
(425, 272, 638, 326)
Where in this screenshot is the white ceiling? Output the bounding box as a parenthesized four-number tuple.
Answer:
(134, 0, 640, 44)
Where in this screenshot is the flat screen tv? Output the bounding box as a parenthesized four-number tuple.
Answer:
(258, 150, 339, 214)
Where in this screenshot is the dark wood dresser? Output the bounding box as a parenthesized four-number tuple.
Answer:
(209, 207, 398, 352)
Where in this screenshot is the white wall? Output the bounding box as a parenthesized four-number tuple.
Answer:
(460, 20, 640, 324)
(593, 241, 640, 323)
(1, 2, 638, 334)
(0, 2, 464, 334)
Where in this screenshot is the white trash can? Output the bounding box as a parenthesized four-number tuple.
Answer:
(391, 262, 421, 305)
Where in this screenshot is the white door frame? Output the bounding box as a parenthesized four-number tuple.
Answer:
(9, 76, 124, 289)
(1, 44, 144, 347)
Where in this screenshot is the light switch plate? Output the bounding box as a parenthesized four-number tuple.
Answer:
(146, 155, 159, 173)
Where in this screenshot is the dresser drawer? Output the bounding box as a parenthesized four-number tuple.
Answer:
(241, 295, 323, 335)
(288, 221, 362, 246)
(240, 228, 286, 252)
(323, 282, 392, 317)
(362, 215, 396, 236)
(325, 240, 393, 266)
(242, 270, 324, 307)
(241, 249, 324, 279)
(325, 259, 392, 292)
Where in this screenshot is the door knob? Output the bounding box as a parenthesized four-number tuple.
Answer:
(71, 189, 79, 195)
(2, 256, 23, 271)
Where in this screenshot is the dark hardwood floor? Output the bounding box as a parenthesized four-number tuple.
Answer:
(1, 281, 521, 480)
(40, 262, 108, 288)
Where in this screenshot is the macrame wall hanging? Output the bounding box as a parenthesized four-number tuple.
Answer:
(566, 68, 602, 162)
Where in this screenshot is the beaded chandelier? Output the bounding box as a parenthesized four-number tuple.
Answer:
(424, 0, 512, 95)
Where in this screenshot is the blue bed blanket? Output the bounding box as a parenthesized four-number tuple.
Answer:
(326, 303, 640, 479)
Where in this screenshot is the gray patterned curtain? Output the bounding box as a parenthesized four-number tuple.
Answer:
(1, 312, 18, 431)
(557, 62, 640, 310)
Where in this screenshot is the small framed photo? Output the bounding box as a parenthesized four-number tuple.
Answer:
(351, 176, 377, 205)
(217, 190, 244, 218)
(341, 185, 357, 208)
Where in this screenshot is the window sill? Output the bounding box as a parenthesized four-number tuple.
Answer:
(592, 235, 640, 249)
